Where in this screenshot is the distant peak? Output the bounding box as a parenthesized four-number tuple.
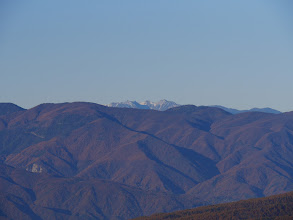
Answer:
(0, 103, 25, 116)
(108, 100, 180, 111)
(212, 105, 282, 114)
(107, 101, 281, 114)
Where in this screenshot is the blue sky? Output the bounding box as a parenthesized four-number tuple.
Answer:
(1, 0, 293, 111)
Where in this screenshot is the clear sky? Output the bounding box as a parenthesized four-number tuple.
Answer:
(1, 0, 293, 111)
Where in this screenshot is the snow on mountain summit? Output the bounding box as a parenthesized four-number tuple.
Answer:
(107, 100, 180, 111)
(150, 99, 180, 111)
(108, 101, 281, 114)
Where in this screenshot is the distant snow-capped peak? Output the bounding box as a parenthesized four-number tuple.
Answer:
(107, 100, 281, 114)
(149, 99, 180, 111)
(107, 100, 180, 111)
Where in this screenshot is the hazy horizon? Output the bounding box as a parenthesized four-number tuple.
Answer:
(0, 99, 285, 113)
(1, 1, 293, 111)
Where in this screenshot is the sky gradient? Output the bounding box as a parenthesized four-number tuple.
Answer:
(1, 0, 293, 111)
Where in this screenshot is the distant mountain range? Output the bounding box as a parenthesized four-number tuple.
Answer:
(107, 100, 282, 114)
(0, 102, 292, 219)
(212, 105, 282, 114)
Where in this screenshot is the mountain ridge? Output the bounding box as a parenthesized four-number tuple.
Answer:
(0, 103, 25, 116)
(212, 105, 282, 114)
(0, 101, 292, 219)
(107, 100, 282, 114)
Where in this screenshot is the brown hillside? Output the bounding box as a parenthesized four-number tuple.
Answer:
(135, 191, 293, 220)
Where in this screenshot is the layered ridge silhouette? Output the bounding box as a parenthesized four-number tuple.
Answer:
(1, 102, 293, 219)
